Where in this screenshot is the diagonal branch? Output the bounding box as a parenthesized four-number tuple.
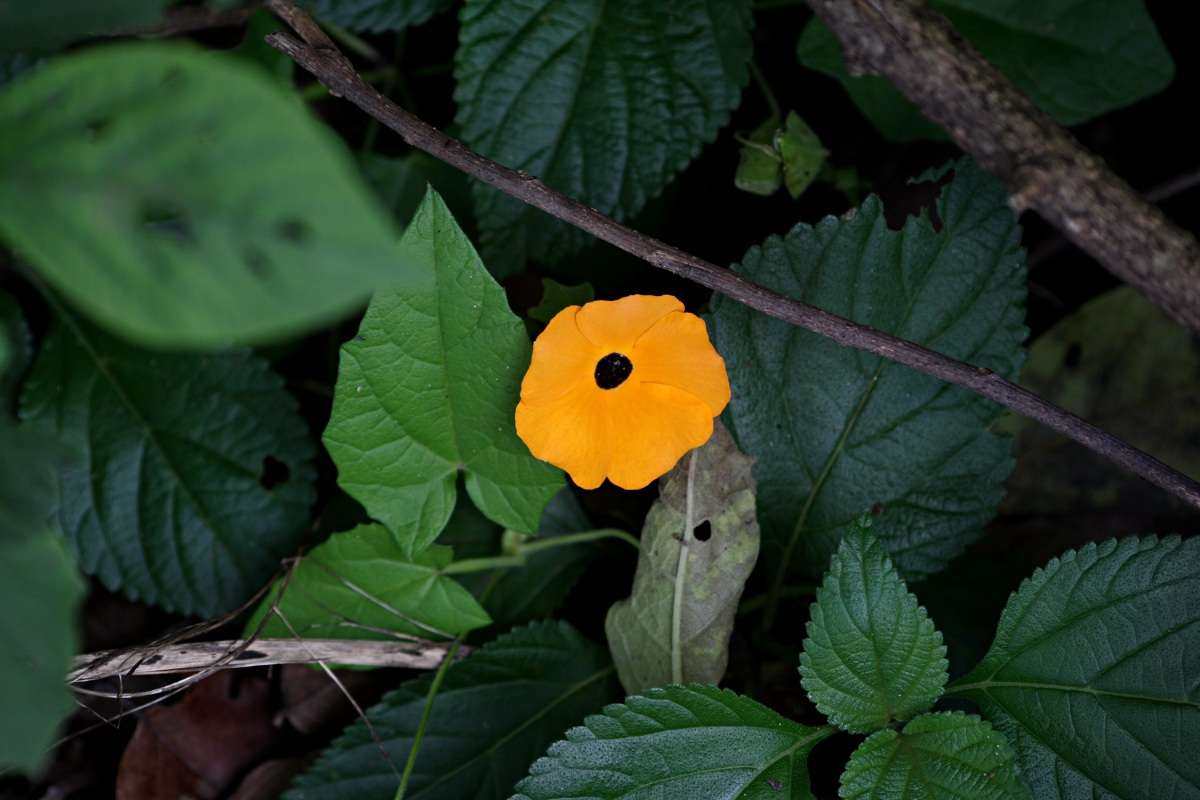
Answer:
(262, 0, 1200, 512)
(805, 0, 1200, 333)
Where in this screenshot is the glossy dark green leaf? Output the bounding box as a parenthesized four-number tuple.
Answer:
(324, 189, 563, 556)
(0, 43, 403, 347)
(454, 0, 753, 275)
(286, 621, 615, 800)
(512, 684, 832, 799)
(799, 519, 947, 733)
(798, 0, 1174, 142)
(20, 312, 316, 615)
(953, 536, 1200, 800)
(300, 0, 452, 33)
(711, 159, 1025, 581)
(605, 424, 759, 693)
(247, 524, 490, 641)
(0, 530, 83, 773)
(0, 290, 32, 414)
(840, 712, 1028, 800)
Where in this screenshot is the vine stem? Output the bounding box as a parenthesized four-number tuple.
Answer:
(671, 450, 700, 684)
(262, 0, 1200, 512)
(394, 639, 460, 800)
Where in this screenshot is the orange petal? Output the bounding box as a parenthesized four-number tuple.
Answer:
(575, 295, 683, 353)
(603, 382, 715, 490)
(632, 311, 731, 415)
(515, 381, 609, 489)
(519, 306, 601, 406)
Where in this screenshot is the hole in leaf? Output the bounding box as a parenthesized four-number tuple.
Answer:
(140, 200, 194, 244)
(85, 116, 111, 141)
(243, 245, 271, 277)
(1064, 342, 1083, 368)
(276, 217, 312, 244)
(259, 456, 290, 489)
(693, 520, 712, 542)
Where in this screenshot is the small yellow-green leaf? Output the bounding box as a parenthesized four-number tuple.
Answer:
(528, 278, 595, 324)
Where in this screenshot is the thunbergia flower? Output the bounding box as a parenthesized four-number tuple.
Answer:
(516, 294, 730, 489)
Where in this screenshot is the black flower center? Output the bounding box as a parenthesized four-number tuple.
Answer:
(594, 352, 633, 389)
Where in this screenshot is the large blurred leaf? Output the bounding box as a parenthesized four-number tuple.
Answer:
(301, 0, 451, 33)
(454, 0, 753, 276)
(20, 312, 316, 615)
(248, 524, 490, 641)
(0, 43, 403, 347)
(799, 519, 947, 733)
(0, 530, 82, 773)
(286, 621, 615, 800)
(711, 159, 1026, 583)
(1005, 287, 1200, 519)
(512, 684, 832, 799)
(0, 0, 171, 53)
(840, 712, 1028, 800)
(953, 536, 1200, 800)
(798, 0, 1174, 142)
(605, 423, 759, 693)
(324, 189, 563, 556)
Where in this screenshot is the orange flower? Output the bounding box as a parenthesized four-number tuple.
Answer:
(516, 294, 730, 490)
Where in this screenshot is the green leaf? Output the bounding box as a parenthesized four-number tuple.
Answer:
(605, 423, 759, 693)
(0, 0, 172, 54)
(512, 684, 832, 799)
(0, 43, 403, 348)
(779, 112, 827, 200)
(710, 159, 1026, 581)
(952, 536, 1200, 800)
(19, 311, 317, 616)
(0, 530, 83, 773)
(323, 189, 563, 556)
(1004, 287, 1200, 519)
(799, 519, 947, 733)
(300, 0, 452, 33)
(528, 279, 595, 325)
(840, 712, 1028, 800)
(248, 524, 491, 641)
(798, 1, 1174, 142)
(735, 116, 784, 197)
(285, 621, 615, 800)
(454, 0, 753, 276)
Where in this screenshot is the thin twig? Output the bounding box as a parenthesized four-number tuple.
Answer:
(805, 0, 1200, 333)
(69, 638, 462, 685)
(262, 1, 1200, 511)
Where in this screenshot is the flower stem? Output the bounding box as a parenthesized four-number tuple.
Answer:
(441, 528, 640, 575)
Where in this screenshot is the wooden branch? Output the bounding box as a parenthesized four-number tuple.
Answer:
(263, 1, 1200, 511)
(806, 0, 1200, 332)
(70, 638, 461, 683)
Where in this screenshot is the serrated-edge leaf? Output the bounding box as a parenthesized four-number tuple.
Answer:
(454, 0, 754, 275)
(286, 620, 614, 800)
(301, 0, 452, 33)
(840, 711, 1028, 800)
(512, 684, 832, 800)
(19, 311, 317, 615)
(953, 535, 1200, 800)
(712, 158, 1026, 580)
(323, 189, 563, 553)
(800, 521, 948, 733)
